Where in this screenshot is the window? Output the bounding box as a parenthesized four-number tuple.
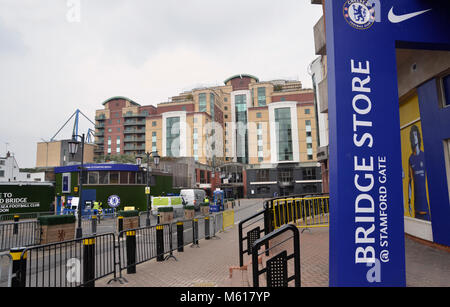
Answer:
(99, 172, 109, 184)
(0, 160, 5, 166)
(116, 136, 120, 144)
(152, 131, 157, 137)
(88, 172, 99, 185)
(166, 117, 180, 157)
(224, 106, 228, 111)
(0, 170, 4, 177)
(308, 155, 313, 160)
(120, 172, 128, 184)
(305, 108, 310, 114)
(110, 172, 119, 184)
(302, 168, 315, 180)
(275, 108, 293, 161)
(116, 112, 119, 118)
(224, 98, 228, 102)
(225, 115, 228, 119)
(210, 93, 215, 119)
(256, 112, 262, 118)
(256, 169, 269, 182)
(199, 93, 207, 112)
(278, 168, 293, 183)
(439, 73, 450, 107)
(152, 121, 157, 127)
(257, 87, 266, 106)
(306, 120, 311, 126)
(108, 128, 112, 133)
(280, 97, 286, 101)
(117, 128, 121, 132)
(117, 119, 121, 124)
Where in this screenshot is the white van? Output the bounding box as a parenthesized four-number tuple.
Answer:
(180, 189, 206, 211)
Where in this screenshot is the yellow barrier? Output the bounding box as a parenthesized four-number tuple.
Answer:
(272, 196, 330, 230)
(222, 210, 235, 231)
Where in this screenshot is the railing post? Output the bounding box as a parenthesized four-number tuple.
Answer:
(13, 215, 19, 235)
(156, 225, 165, 262)
(118, 216, 123, 238)
(83, 238, 96, 287)
(10, 247, 27, 287)
(205, 216, 210, 240)
(126, 231, 137, 274)
(177, 222, 184, 252)
(192, 219, 199, 246)
(91, 215, 97, 235)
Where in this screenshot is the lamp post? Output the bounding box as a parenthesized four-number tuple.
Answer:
(137, 151, 160, 226)
(68, 134, 85, 239)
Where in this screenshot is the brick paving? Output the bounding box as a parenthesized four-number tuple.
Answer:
(97, 206, 450, 287)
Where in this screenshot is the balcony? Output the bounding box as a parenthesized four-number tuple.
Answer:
(124, 120, 146, 126)
(313, 15, 326, 56)
(124, 128, 146, 134)
(95, 114, 106, 121)
(95, 131, 105, 137)
(124, 136, 146, 143)
(124, 144, 146, 151)
(123, 113, 146, 118)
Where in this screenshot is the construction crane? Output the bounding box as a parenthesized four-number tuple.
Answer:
(50, 109, 96, 143)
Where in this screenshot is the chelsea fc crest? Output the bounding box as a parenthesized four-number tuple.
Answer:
(343, 0, 376, 30)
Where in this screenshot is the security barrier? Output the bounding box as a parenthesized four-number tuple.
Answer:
(269, 196, 330, 230)
(0, 221, 40, 252)
(3, 211, 232, 287)
(15, 233, 116, 287)
(222, 210, 235, 231)
(0, 253, 13, 287)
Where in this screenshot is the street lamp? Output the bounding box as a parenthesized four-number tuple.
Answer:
(137, 151, 160, 226)
(68, 134, 85, 239)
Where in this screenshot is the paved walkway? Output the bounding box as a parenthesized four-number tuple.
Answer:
(97, 204, 450, 287)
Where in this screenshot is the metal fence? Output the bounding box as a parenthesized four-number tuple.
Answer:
(0, 253, 13, 287)
(4, 211, 231, 287)
(0, 221, 40, 252)
(15, 233, 116, 287)
(0, 212, 54, 222)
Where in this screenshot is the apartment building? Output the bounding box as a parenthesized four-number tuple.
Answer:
(94, 74, 322, 197)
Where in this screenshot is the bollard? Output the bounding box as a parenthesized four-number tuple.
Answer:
(192, 219, 199, 246)
(157, 214, 161, 225)
(83, 238, 96, 287)
(156, 225, 164, 262)
(91, 215, 97, 234)
(10, 247, 27, 287)
(126, 231, 137, 274)
(118, 216, 123, 238)
(205, 216, 210, 240)
(13, 215, 19, 235)
(177, 222, 184, 252)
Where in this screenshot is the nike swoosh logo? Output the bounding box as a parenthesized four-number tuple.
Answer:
(388, 7, 432, 23)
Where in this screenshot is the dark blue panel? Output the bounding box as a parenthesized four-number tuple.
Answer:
(55, 164, 140, 174)
(325, 0, 449, 286)
(417, 80, 450, 246)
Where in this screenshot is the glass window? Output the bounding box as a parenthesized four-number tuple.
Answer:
(120, 172, 128, 184)
(235, 94, 248, 163)
(306, 120, 311, 126)
(256, 112, 262, 118)
(88, 172, 99, 185)
(199, 93, 207, 112)
(0, 170, 4, 177)
(257, 87, 266, 106)
(308, 155, 313, 160)
(110, 172, 119, 184)
(305, 108, 310, 114)
(275, 108, 293, 161)
(210, 93, 215, 118)
(166, 117, 180, 157)
(99, 172, 109, 184)
(0, 160, 4, 166)
(152, 121, 157, 127)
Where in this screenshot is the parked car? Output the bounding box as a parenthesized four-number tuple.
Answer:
(180, 189, 206, 211)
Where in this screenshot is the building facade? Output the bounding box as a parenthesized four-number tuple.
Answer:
(94, 74, 323, 197)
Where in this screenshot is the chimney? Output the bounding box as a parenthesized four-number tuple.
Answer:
(6, 151, 10, 158)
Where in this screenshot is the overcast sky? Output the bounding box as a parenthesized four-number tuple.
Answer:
(0, 0, 323, 168)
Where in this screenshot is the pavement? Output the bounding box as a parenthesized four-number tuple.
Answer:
(96, 199, 450, 287)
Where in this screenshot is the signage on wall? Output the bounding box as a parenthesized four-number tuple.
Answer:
(62, 173, 71, 193)
(0, 192, 40, 213)
(107, 195, 120, 208)
(325, 0, 449, 286)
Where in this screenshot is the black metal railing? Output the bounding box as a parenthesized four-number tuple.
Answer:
(0, 221, 40, 252)
(251, 224, 300, 287)
(238, 201, 272, 267)
(16, 233, 116, 287)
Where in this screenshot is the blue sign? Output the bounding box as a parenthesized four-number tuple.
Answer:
(325, 0, 449, 286)
(107, 195, 120, 208)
